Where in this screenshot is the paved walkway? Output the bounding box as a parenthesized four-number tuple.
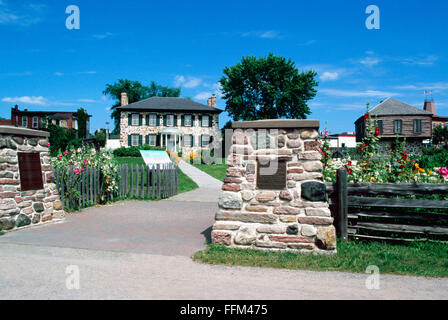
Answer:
(1, 243, 447, 300)
(169, 160, 222, 202)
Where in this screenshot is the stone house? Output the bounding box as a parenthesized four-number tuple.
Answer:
(355, 98, 433, 154)
(117, 94, 222, 154)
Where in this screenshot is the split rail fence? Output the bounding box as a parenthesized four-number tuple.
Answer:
(54, 163, 178, 209)
(327, 168, 448, 243)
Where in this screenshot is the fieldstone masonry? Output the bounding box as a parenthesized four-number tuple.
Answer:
(0, 126, 65, 232)
(212, 119, 337, 253)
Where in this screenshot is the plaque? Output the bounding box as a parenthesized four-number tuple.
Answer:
(256, 160, 286, 190)
(18, 152, 44, 191)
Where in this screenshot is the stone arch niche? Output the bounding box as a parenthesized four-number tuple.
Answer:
(212, 119, 337, 253)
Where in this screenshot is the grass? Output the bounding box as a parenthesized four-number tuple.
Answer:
(193, 240, 448, 278)
(192, 160, 228, 181)
(115, 156, 198, 195)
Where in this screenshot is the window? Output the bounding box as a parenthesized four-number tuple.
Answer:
(32, 116, 39, 128)
(394, 120, 402, 134)
(201, 135, 210, 147)
(166, 115, 174, 127)
(15, 116, 19, 126)
(202, 115, 209, 127)
(22, 116, 28, 128)
(73, 119, 78, 130)
(376, 120, 383, 134)
(184, 115, 192, 127)
(149, 114, 157, 126)
(184, 135, 193, 147)
(131, 134, 140, 146)
(131, 113, 139, 126)
(147, 134, 157, 146)
(60, 120, 67, 128)
(414, 119, 422, 133)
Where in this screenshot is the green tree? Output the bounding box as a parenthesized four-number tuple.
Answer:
(432, 125, 448, 147)
(103, 79, 181, 134)
(76, 108, 89, 139)
(94, 129, 107, 148)
(219, 53, 318, 121)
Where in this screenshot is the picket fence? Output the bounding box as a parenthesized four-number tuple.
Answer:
(54, 163, 178, 209)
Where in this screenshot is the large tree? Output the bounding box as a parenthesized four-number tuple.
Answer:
(103, 79, 181, 134)
(219, 53, 318, 121)
(433, 125, 448, 147)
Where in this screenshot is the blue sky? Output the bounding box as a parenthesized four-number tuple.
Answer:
(0, 0, 447, 134)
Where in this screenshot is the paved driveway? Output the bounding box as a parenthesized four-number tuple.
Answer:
(0, 200, 216, 257)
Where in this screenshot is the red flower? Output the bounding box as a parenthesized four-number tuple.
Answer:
(363, 113, 370, 119)
(375, 127, 380, 136)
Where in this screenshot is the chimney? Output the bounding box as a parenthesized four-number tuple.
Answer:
(121, 92, 129, 106)
(14, 105, 18, 110)
(207, 94, 217, 108)
(424, 95, 436, 115)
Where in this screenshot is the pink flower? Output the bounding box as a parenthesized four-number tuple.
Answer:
(82, 159, 89, 166)
(73, 168, 80, 175)
(81, 168, 84, 172)
(64, 150, 69, 156)
(58, 155, 62, 160)
(439, 168, 448, 178)
(47, 142, 51, 147)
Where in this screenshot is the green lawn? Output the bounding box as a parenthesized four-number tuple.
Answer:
(193, 240, 448, 278)
(193, 161, 228, 181)
(115, 157, 198, 195)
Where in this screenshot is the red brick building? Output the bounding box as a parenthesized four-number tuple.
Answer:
(6, 105, 91, 137)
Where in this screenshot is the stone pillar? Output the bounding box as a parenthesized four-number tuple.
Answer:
(0, 126, 65, 232)
(212, 119, 336, 253)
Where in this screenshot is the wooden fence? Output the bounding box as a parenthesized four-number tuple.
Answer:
(55, 163, 178, 209)
(327, 168, 448, 243)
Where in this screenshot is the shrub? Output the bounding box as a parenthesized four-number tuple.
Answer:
(414, 147, 448, 169)
(113, 145, 165, 157)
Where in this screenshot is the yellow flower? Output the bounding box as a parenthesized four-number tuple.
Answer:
(419, 168, 425, 173)
(428, 170, 433, 175)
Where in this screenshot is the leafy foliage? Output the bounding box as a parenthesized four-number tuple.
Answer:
(103, 79, 181, 134)
(219, 53, 318, 121)
(76, 108, 89, 139)
(113, 145, 166, 157)
(432, 125, 448, 146)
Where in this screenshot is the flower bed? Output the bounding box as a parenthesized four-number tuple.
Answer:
(319, 108, 448, 184)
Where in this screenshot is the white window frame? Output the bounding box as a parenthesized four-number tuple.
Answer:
(131, 113, 139, 126)
(32, 116, 39, 128)
(184, 135, 192, 147)
(201, 135, 210, 147)
(202, 115, 209, 127)
(148, 134, 157, 146)
(149, 114, 157, 126)
(166, 114, 174, 127)
(131, 134, 140, 146)
(22, 116, 28, 128)
(184, 114, 192, 127)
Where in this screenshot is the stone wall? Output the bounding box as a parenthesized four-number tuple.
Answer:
(0, 127, 65, 232)
(119, 111, 221, 154)
(378, 139, 425, 155)
(212, 120, 337, 254)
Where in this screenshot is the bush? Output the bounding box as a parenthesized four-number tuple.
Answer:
(414, 147, 448, 169)
(113, 145, 166, 157)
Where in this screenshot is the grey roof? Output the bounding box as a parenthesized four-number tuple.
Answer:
(116, 97, 222, 113)
(369, 98, 432, 116)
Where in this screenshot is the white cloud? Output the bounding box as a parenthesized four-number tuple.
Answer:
(320, 72, 339, 81)
(194, 92, 212, 100)
(54, 72, 64, 77)
(392, 82, 448, 91)
(0, 2, 47, 26)
(174, 75, 202, 88)
(298, 40, 316, 46)
(320, 89, 400, 98)
(2, 96, 47, 105)
(401, 55, 438, 66)
(77, 71, 97, 75)
(241, 30, 282, 39)
(78, 99, 97, 103)
(93, 32, 115, 39)
(360, 57, 381, 67)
